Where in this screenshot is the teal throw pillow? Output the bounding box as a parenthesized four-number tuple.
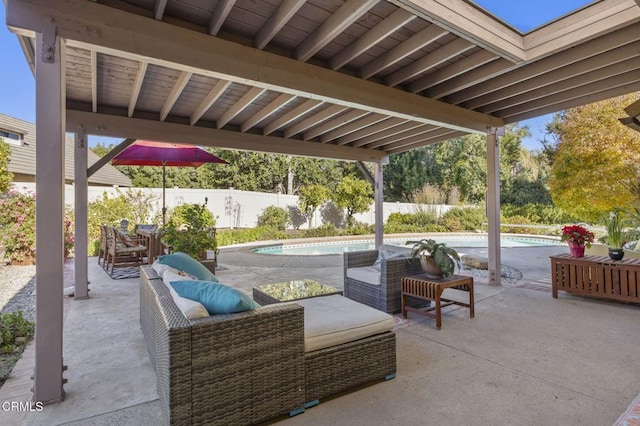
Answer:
(158, 252, 218, 282)
(170, 280, 259, 314)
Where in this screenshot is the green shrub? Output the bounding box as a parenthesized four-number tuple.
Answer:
(439, 215, 463, 231)
(303, 224, 342, 238)
(161, 199, 217, 259)
(168, 201, 216, 229)
(501, 203, 578, 225)
(438, 207, 485, 231)
(0, 311, 34, 355)
(217, 226, 288, 246)
(501, 215, 539, 234)
(257, 206, 291, 231)
(386, 212, 407, 225)
(347, 221, 374, 235)
(413, 209, 438, 226)
(384, 223, 447, 234)
(386, 210, 437, 227)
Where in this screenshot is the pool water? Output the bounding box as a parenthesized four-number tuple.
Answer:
(253, 235, 562, 255)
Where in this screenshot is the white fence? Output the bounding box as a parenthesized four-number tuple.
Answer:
(13, 182, 455, 229)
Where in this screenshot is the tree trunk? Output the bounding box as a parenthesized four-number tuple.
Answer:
(286, 155, 294, 195)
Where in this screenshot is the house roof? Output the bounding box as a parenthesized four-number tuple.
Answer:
(5, 0, 640, 162)
(0, 113, 132, 187)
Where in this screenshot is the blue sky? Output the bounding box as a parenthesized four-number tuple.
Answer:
(0, 2, 590, 150)
(473, 0, 593, 32)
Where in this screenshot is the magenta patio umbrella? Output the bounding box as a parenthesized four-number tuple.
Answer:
(112, 140, 227, 225)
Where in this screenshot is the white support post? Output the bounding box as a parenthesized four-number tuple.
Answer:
(74, 128, 89, 299)
(486, 128, 503, 286)
(374, 157, 388, 250)
(34, 32, 66, 404)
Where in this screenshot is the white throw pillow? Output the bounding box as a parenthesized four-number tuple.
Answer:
(162, 269, 209, 319)
(152, 260, 196, 280)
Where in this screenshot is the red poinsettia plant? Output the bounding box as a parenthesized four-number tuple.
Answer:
(560, 225, 595, 248)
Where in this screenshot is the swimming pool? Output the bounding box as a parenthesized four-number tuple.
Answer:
(252, 234, 562, 255)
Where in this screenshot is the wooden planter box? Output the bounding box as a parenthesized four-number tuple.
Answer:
(550, 254, 640, 303)
(199, 258, 217, 274)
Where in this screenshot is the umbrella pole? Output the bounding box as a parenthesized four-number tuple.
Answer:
(162, 163, 166, 227)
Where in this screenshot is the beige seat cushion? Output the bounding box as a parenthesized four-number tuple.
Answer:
(346, 266, 381, 285)
(292, 294, 394, 352)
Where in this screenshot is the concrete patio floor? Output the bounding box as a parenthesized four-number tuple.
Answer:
(1, 245, 639, 425)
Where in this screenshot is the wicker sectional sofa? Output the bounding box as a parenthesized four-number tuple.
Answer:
(139, 265, 396, 425)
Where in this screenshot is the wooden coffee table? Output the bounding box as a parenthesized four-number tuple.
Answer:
(253, 279, 342, 305)
(401, 274, 474, 329)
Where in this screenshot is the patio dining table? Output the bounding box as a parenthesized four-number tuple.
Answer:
(135, 227, 165, 264)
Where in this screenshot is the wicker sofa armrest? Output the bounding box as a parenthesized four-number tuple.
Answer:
(381, 255, 422, 281)
(379, 255, 422, 308)
(189, 303, 305, 424)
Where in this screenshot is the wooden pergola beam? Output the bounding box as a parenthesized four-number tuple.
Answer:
(67, 110, 387, 162)
(6, 0, 501, 133)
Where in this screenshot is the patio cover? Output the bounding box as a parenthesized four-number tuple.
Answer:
(4, 0, 640, 406)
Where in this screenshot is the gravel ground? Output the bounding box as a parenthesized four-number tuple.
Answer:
(0, 264, 36, 322)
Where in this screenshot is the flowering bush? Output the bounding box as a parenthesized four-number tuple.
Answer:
(0, 190, 36, 263)
(560, 225, 595, 248)
(64, 214, 75, 261)
(0, 189, 75, 263)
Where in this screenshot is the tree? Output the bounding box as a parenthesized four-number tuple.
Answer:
(196, 150, 345, 193)
(298, 184, 330, 228)
(383, 148, 430, 202)
(332, 176, 373, 226)
(0, 139, 13, 192)
(429, 135, 488, 203)
(501, 176, 552, 206)
(548, 93, 640, 222)
(90, 142, 113, 158)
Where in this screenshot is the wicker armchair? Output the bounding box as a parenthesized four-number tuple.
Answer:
(343, 249, 424, 313)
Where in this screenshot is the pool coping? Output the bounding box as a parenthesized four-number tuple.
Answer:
(221, 232, 562, 258)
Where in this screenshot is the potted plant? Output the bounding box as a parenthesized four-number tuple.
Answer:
(560, 225, 594, 258)
(406, 238, 460, 278)
(160, 199, 218, 272)
(604, 211, 625, 260)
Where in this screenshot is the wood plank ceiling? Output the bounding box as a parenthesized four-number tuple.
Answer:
(7, 0, 640, 161)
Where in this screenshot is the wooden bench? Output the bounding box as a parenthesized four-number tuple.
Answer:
(550, 254, 640, 303)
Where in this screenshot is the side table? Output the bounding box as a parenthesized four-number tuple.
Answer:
(401, 274, 474, 329)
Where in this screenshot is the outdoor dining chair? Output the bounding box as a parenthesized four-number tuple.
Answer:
(104, 226, 147, 278)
